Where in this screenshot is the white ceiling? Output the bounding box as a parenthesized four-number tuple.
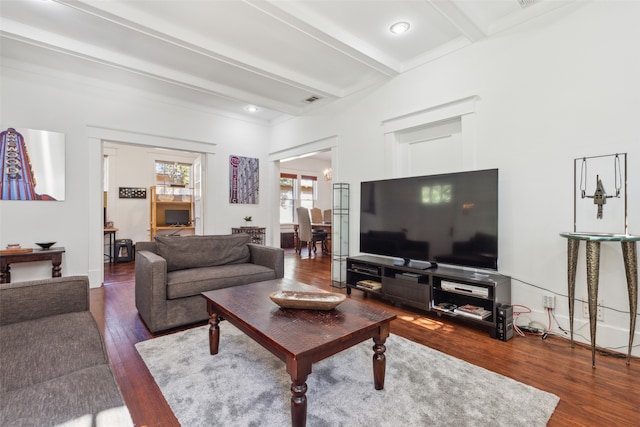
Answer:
(0, 0, 574, 122)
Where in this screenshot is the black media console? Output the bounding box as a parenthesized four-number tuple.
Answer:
(346, 255, 511, 335)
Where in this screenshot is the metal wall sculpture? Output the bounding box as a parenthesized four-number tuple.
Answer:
(574, 153, 627, 234)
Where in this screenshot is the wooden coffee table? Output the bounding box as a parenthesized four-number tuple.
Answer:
(201, 278, 397, 427)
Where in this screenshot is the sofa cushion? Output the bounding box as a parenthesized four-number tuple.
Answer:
(1, 364, 132, 427)
(0, 311, 108, 393)
(0, 276, 89, 326)
(166, 263, 276, 299)
(156, 234, 251, 272)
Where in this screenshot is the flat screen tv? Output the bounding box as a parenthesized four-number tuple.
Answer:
(360, 169, 498, 270)
(165, 209, 190, 226)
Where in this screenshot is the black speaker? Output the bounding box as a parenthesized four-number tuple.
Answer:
(494, 304, 513, 341)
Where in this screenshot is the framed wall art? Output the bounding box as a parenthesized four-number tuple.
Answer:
(229, 155, 259, 204)
(1, 127, 65, 201)
(119, 187, 147, 199)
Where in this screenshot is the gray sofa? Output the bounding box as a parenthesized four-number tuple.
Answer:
(0, 276, 132, 427)
(135, 233, 284, 333)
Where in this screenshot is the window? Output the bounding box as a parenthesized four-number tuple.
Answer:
(300, 175, 317, 210)
(155, 161, 192, 187)
(279, 173, 319, 224)
(280, 173, 296, 224)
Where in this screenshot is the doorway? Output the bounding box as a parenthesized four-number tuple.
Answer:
(101, 142, 205, 286)
(277, 150, 333, 259)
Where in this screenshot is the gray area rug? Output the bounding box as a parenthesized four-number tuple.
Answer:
(136, 323, 559, 426)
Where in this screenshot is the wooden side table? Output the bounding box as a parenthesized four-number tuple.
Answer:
(0, 247, 66, 283)
(104, 227, 118, 263)
(560, 232, 639, 367)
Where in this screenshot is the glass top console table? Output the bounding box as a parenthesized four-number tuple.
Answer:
(559, 232, 639, 368)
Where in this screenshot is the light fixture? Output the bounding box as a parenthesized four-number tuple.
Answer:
(245, 105, 258, 113)
(389, 21, 410, 34)
(323, 168, 333, 181)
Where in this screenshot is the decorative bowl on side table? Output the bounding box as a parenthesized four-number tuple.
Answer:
(36, 242, 56, 250)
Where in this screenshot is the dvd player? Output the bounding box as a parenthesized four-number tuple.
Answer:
(441, 280, 489, 298)
(351, 264, 379, 275)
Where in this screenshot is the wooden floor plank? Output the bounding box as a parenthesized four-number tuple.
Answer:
(95, 250, 639, 426)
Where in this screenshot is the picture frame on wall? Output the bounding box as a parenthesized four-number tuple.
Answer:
(119, 187, 147, 199)
(229, 155, 259, 204)
(0, 127, 66, 201)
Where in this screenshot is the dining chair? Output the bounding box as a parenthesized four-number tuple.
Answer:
(310, 207, 323, 224)
(296, 207, 327, 257)
(310, 207, 329, 254)
(323, 209, 331, 223)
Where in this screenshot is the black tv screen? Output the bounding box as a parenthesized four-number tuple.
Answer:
(165, 209, 190, 226)
(360, 169, 498, 270)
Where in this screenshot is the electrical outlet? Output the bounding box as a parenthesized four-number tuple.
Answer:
(542, 294, 555, 309)
(582, 297, 604, 321)
(597, 299, 604, 321)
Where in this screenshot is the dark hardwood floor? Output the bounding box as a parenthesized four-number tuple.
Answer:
(95, 250, 639, 426)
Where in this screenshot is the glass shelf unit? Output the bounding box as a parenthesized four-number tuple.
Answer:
(331, 183, 349, 288)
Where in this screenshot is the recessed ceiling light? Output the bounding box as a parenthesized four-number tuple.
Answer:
(245, 105, 258, 113)
(389, 21, 410, 34)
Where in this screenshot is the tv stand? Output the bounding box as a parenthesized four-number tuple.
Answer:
(347, 255, 511, 336)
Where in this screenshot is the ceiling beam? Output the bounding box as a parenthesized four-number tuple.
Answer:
(249, 0, 401, 76)
(58, 0, 345, 99)
(0, 17, 304, 115)
(427, 0, 487, 41)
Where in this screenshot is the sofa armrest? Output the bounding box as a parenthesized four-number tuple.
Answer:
(134, 250, 169, 331)
(0, 276, 90, 326)
(248, 244, 284, 278)
(135, 240, 157, 254)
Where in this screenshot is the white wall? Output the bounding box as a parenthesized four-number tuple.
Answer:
(269, 2, 640, 355)
(0, 61, 272, 286)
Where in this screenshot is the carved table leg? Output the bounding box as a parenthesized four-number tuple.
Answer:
(208, 310, 220, 355)
(52, 253, 63, 278)
(287, 358, 311, 427)
(567, 238, 580, 348)
(0, 263, 10, 284)
(290, 380, 308, 427)
(373, 322, 391, 390)
(585, 240, 600, 369)
(621, 241, 638, 365)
